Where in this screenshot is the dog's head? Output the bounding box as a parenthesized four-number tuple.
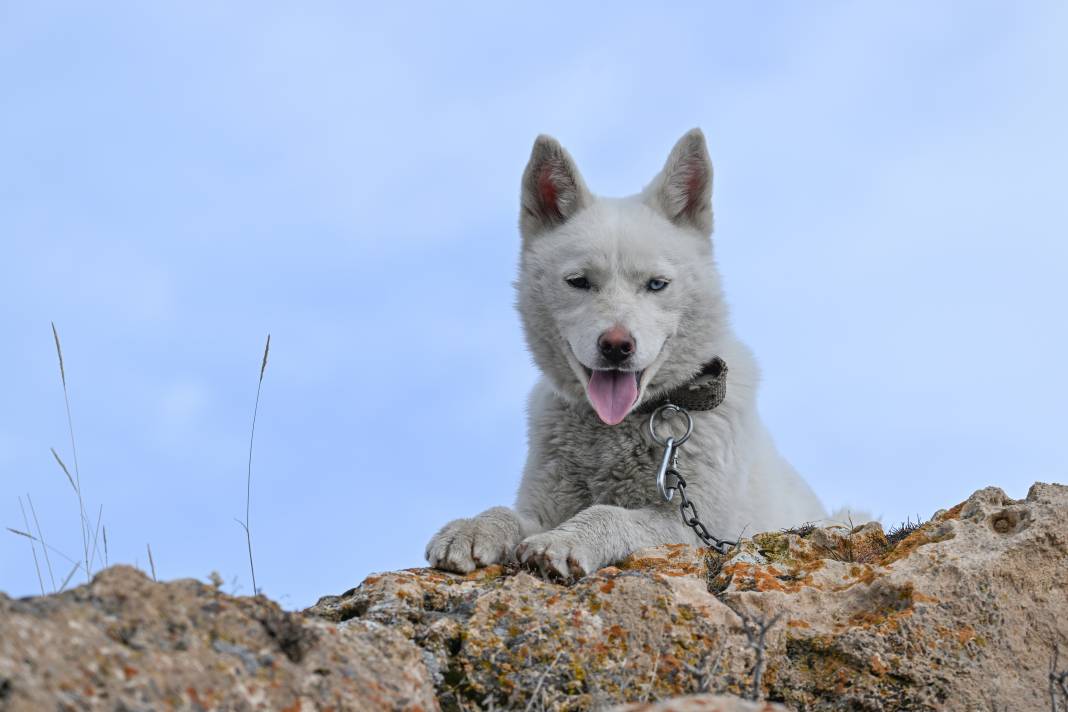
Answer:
(516, 129, 728, 425)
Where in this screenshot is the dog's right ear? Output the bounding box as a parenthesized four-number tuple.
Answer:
(644, 128, 714, 236)
(520, 135, 591, 240)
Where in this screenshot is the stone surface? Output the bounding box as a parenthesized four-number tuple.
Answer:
(3, 483, 1066, 711)
(307, 483, 1068, 711)
(609, 695, 791, 712)
(0, 566, 437, 712)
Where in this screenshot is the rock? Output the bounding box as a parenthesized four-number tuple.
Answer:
(0, 565, 437, 712)
(3, 483, 1066, 711)
(306, 483, 1068, 711)
(609, 694, 792, 711)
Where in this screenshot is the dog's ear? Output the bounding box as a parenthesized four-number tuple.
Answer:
(644, 128, 713, 235)
(520, 135, 591, 239)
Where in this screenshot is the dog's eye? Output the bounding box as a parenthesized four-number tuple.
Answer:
(566, 275, 591, 290)
(647, 278, 670, 292)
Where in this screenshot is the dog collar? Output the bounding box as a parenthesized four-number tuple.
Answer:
(636, 357, 728, 414)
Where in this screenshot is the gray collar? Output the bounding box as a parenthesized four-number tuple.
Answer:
(636, 357, 728, 414)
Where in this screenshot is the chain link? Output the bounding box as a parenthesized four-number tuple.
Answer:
(672, 472, 736, 555)
(649, 404, 737, 556)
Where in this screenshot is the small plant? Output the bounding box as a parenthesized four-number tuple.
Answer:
(886, 515, 926, 546)
(680, 648, 725, 694)
(781, 522, 816, 538)
(703, 549, 729, 597)
(723, 601, 783, 701)
(810, 515, 893, 565)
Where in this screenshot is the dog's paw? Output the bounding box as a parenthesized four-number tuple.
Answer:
(425, 507, 521, 574)
(516, 530, 601, 582)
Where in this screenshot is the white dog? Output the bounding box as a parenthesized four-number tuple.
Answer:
(426, 129, 827, 580)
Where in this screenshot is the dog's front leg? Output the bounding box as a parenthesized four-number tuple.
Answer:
(426, 506, 540, 574)
(516, 504, 689, 581)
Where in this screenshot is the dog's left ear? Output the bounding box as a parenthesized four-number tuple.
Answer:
(644, 128, 713, 235)
(520, 135, 591, 240)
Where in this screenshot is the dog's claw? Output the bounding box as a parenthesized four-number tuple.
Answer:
(516, 530, 598, 584)
(426, 508, 522, 573)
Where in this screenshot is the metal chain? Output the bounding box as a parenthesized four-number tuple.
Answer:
(672, 472, 736, 555)
(649, 404, 738, 556)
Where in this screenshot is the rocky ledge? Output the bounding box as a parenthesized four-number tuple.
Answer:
(2, 484, 1066, 711)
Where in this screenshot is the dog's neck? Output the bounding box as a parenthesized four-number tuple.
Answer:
(636, 357, 728, 414)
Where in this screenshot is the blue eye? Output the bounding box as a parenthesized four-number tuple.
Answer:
(566, 275, 591, 289)
(647, 278, 669, 292)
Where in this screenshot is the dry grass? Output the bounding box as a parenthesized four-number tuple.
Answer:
(781, 522, 817, 538)
(9, 324, 273, 599)
(11, 498, 45, 595)
(523, 651, 562, 712)
(51, 322, 92, 582)
(886, 515, 926, 546)
(7, 513, 83, 594)
(26, 494, 56, 591)
(236, 334, 271, 596)
(89, 504, 104, 571)
(59, 561, 80, 591)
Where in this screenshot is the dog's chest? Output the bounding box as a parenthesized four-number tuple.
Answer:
(546, 410, 663, 511)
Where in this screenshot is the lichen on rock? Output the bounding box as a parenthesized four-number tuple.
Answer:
(306, 483, 1068, 710)
(2, 483, 1067, 711)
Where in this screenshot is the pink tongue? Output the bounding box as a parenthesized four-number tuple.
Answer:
(587, 370, 639, 425)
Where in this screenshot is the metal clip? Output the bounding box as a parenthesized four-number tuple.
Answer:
(656, 437, 678, 502)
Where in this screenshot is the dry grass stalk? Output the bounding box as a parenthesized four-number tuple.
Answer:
(26, 494, 56, 592)
(89, 504, 104, 571)
(51, 322, 91, 581)
(238, 334, 270, 596)
(103, 526, 109, 568)
(147, 543, 157, 582)
(681, 648, 725, 694)
(523, 651, 562, 712)
(51, 448, 77, 493)
(59, 561, 80, 591)
(10, 501, 45, 596)
(725, 602, 783, 701)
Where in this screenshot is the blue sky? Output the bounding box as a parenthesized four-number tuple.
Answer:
(2, 2, 1065, 607)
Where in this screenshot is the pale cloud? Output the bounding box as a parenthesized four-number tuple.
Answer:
(156, 381, 210, 441)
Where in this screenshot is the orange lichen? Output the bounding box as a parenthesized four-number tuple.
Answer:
(618, 549, 704, 577)
(870, 654, 889, 676)
(880, 529, 933, 566)
(721, 560, 822, 594)
(940, 500, 967, 520)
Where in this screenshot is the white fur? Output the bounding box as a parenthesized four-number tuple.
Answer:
(426, 129, 827, 580)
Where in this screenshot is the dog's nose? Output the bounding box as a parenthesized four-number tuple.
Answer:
(598, 326, 635, 365)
